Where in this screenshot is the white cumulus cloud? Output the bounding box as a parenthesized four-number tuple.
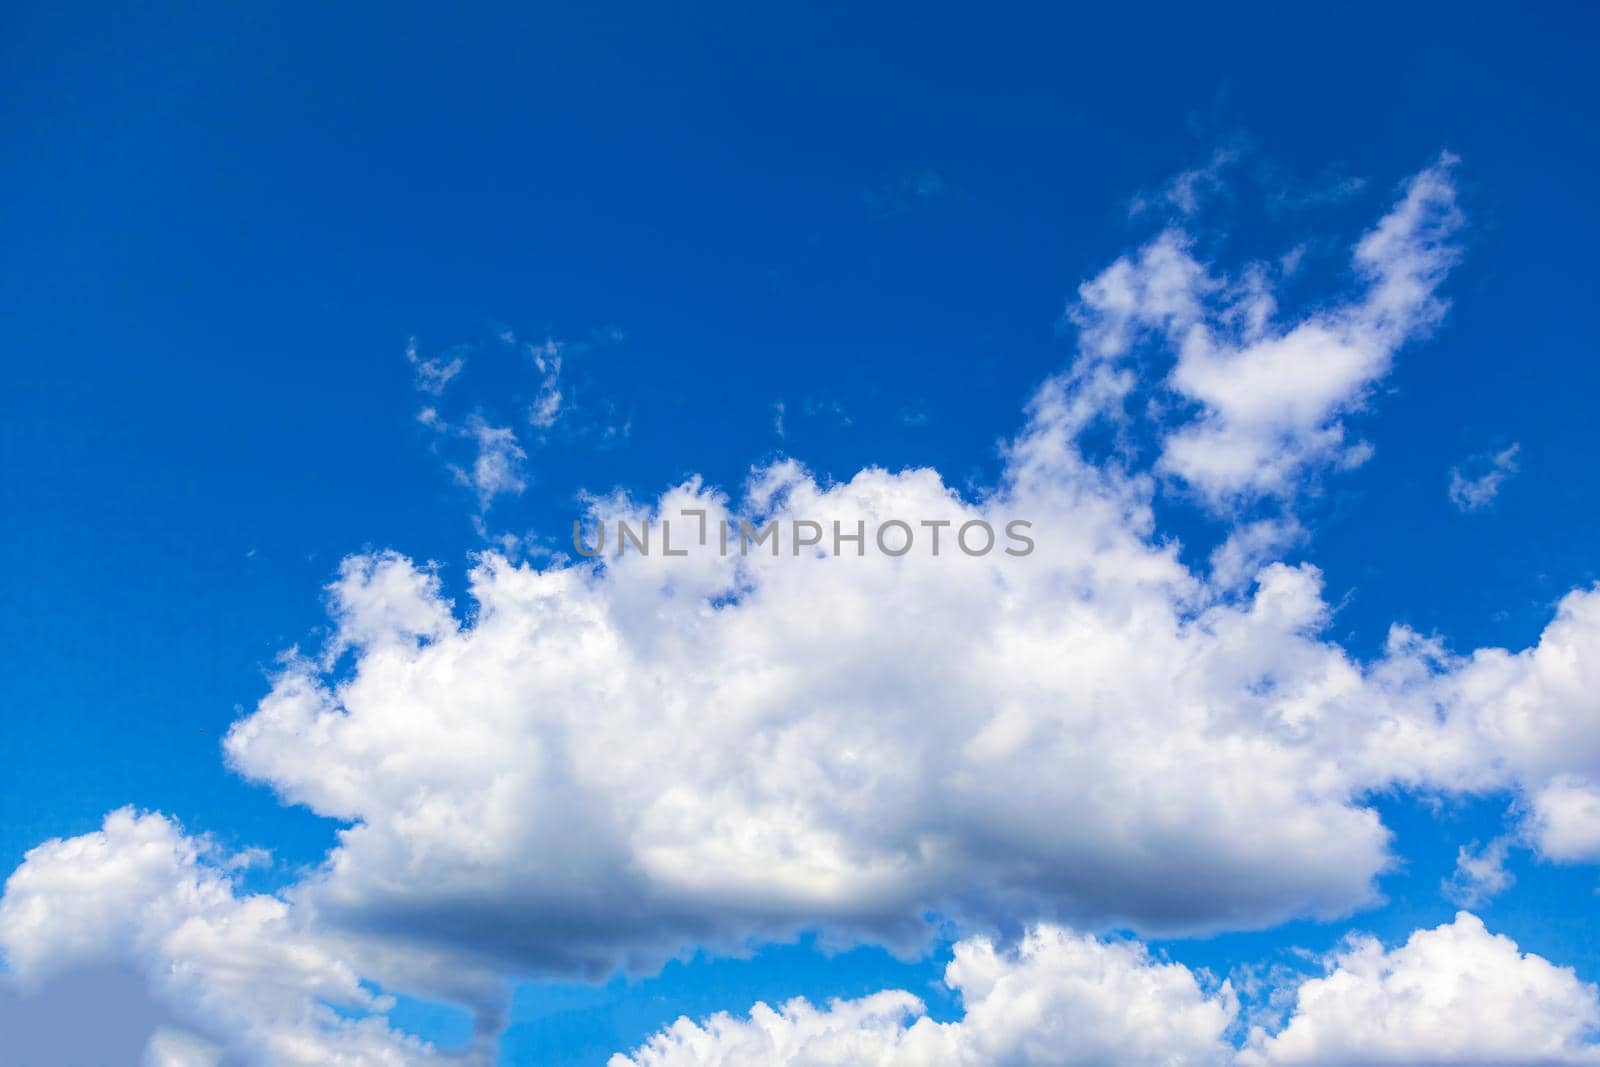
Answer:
(612, 924, 1236, 1067)
(1240, 913, 1600, 1065)
(1072, 153, 1463, 507)
(0, 809, 467, 1066)
(614, 915, 1600, 1067)
(6, 154, 1600, 1065)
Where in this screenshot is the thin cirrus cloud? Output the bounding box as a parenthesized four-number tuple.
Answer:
(1127, 144, 1241, 218)
(451, 415, 528, 512)
(405, 336, 467, 397)
(407, 331, 579, 514)
(4, 154, 1600, 1065)
(1449, 442, 1521, 512)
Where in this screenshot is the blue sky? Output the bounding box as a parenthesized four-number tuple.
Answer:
(4, 3, 1600, 1065)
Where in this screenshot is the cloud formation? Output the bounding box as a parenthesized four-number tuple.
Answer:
(524, 336, 565, 430)
(0, 809, 463, 1066)
(1444, 836, 1515, 907)
(453, 415, 528, 510)
(612, 915, 1600, 1067)
(409, 329, 591, 517)
(1449, 443, 1520, 512)
(613, 925, 1237, 1067)
(1073, 153, 1462, 507)
(405, 338, 467, 397)
(1239, 913, 1600, 1065)
(6, 155, 1600, 1064)
(208, 445, 1600, 1012)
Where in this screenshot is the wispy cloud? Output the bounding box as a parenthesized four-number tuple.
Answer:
(864, 168, 947, 214)
(1449, 443, 1520, 512)
(896, 405, 930, 428)
(525, 336, 565, 429)
(1444, 836, 1515, 906)
(450, 415, 527, 510)
(409, 327, 627, 519)
(403, 336, 466, 396)
(803, 398, 853, 427)
(1129, 146, 1240, 218)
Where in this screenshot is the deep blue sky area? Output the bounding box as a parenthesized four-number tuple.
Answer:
(3, 3, 1599, 1063)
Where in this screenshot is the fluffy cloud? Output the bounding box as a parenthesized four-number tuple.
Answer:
(211, 457, 1600, 1013)
(223, 462, 1404, 995)
(1371, 584, 1600, 862)
(0, 809, 463, 1066)
(615, 916, 1600, 1067)
(1072, 153, 1463, 506)
(612, 924, 1236, 1066)
(1528, 778, 1600, 863)
(1239, 913, 1600, 1065)
(9, 824, 1597, 1067)
(7, 155, 1600, 1063)
(199, 160, 1598, 1025)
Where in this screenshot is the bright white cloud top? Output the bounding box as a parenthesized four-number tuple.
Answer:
(613, 915, 1600, 1066)
(613, 925, 1240, 1067)
(5, 156, 1600, 1065)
